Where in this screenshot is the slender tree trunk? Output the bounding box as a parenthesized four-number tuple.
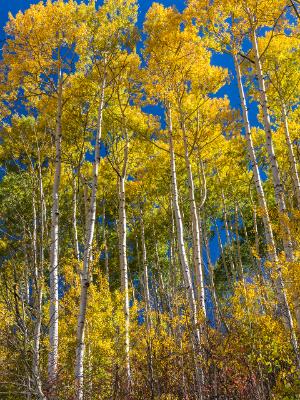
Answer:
(32, 197, 46, 400)
(118, 174, 132, 393)
(233, 53, 276, 262)
(140, 208, 152, 329)
(118, 127, 132, 394)
(181, 119, 206, 317)
(72, 175, 80, 262)
(75, 71, 106, 400)
(251, 28, 294, 261)
(234, 51, 300, 368)
(140, 207, 155, 399)
(166, 104, 204, 398)
(281, 103, 300, 328)
(281, 102, 300, 208)
(167, 105, 199, 335)
(48, 69, 63, 394)
(102, 201, 109, 282)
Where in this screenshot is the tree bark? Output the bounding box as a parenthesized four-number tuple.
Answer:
(118, 174, 132, 393)
(234, 51, 300, 368)
(118, 127, 132, 394)
(75, 71, 106, 400)
(140, 207, 155, 399)
(181, 119, 206, 317)
(72, 175, 80, 262)
(166, 104, 204, 398)
(102, 201, 109, 282)
(251, 28, 294, 261)
(48, 68, 62, 394)
(32, 196, 46, 400)
(281, 102, 300, 209)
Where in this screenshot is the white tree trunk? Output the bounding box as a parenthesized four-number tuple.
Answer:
(48, 70, 62, 394)
(281, 102, 300, 208)
(281, 102, 300, 329)
(140, 208, 152, 329)
(102, 202, 109, 281)
(32, 197, 46, 400)
(234, 53, 277, 262)
(117, 126, 131, 393)
(140, 208, 155, 398)
(181, 120, 206, 317)
(234, 52, 300, 368)
(75, 72, 106, 400)
(72, 175, 80, 262)
(251, 29, 294, 261)
(118, 174, 132, 392)
(167, 104, 204, 397)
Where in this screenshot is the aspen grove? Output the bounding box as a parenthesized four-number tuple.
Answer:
(1, 0, 300, 399)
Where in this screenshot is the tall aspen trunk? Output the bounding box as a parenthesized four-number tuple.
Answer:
(167, 105, 199, 336)
(118, 174, 131, 393)
(118, 127, 132, 393)
(32, 197, 46, 400)
(181, 119, 206, 317)
(48, 68, 62, 393)
(72, 175, 80, 262)
(281, 104, 300, 328)
(234, 52, 300, 368)
(250, 28, 294, 261)
(233, 53, 276, 262)
(169, 203, 178, 309)
(281, 102, 300, 208)
(140, 208, 155, 399)
(281, 105, 300, 324)
(140, 208, 152, 329)
(102, 201, 109, 281)
(75, 72, 106, 400)
(166, 104, 204, 398)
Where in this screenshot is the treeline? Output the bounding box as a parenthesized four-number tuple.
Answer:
(0, 0, 300, 399)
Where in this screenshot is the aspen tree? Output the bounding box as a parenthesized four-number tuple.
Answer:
(2, 2, 83, 391)
(186, 0, 300, 367)
(255, 33, 300, 210)
(74, 2, 137, 398)
(143, 6, 209, 394)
